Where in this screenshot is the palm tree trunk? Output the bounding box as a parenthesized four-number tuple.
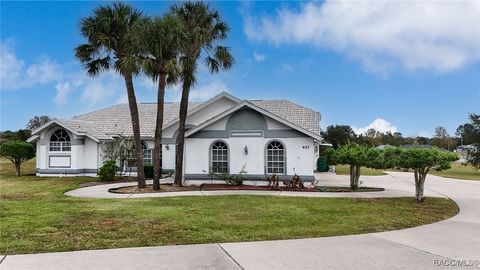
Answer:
(153, 73, 166, 190)
(174, 79, 192, 186)
(123, 73, 146, 188)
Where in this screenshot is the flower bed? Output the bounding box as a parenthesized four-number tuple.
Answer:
(109, 183, 385, 193)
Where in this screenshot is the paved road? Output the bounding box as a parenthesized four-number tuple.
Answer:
(2, 172, 479, 270)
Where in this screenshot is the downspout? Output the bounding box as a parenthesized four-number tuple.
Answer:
(97, 142, 100, 174)
(183, 139, 186, 183)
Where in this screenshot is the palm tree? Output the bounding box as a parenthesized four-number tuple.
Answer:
(171, 2, 234, 186)
(134, 15, 186, 190)
(75, 3, 147, 188)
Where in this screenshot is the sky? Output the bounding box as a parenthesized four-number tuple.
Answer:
(1, 1, 479, 137)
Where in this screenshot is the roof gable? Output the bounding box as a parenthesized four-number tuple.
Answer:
(161, 92, 241, 130)
(28, 119, 104, 142)
(27, 92, 322, 142)
(185, 101, 323, 141)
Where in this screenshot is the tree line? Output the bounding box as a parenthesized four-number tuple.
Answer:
(322, 113, 479, 170)
(322, 115, 478, 150)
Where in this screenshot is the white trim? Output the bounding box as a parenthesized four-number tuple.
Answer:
(27, 120, 100, 143)
(185, 101, 323, 141)
(26, 135, 39, 143)
(161, 92, 241, 130)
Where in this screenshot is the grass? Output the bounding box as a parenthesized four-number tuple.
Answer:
(0, 158, 458, 254)
(429, 163, 480, 181)
(335, 164, 387, 176)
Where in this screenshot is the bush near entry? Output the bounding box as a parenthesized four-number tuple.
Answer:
(98, 160, 116, 181)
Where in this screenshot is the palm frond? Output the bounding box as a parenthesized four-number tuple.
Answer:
(75, 2, 145, 77)
(214, 46, 234, 70)
(169, 1, 235, 85)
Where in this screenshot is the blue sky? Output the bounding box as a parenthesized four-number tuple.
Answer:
(1, 1, 479, 137)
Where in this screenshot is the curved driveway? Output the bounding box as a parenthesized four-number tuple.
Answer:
(64, 172, 446, 199)
(2, 172, 480, 270)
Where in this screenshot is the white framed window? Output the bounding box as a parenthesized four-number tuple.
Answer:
(266, 141, 285, 174)
(211, 141, 228, 174)
(49, 129, 71, 152)
(141, 141, 152, 165)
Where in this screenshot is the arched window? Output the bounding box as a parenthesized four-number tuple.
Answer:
(49, 129, 71, 152)
(266, 141, 285, 174)
(211, 141, 228, 174)
(142, 141, 152, 165)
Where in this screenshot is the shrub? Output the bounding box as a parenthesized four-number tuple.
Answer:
(216, 164, 247, 186)
(98, 160, 116, 181)
(224, 174, 244, 186)
(144, 164, 154, 179)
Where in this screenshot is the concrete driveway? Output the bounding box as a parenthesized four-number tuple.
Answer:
(63, 172, 443, 199)
(1, 172, 479, 270)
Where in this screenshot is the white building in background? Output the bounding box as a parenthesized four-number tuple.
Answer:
(28, 92, 328, 183)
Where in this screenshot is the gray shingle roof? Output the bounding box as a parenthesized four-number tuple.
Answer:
(72, 102, 201, 137)
(66, 98, 320, 139)
(250, 100, 321, 134)
(53, 119, 112, 140)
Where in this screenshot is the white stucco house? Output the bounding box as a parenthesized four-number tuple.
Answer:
(27, 92, 328, 183)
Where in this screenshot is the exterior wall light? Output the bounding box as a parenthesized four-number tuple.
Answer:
(244, 145, 248, 155)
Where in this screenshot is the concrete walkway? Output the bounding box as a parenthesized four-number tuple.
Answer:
(2, 172, 479, 270)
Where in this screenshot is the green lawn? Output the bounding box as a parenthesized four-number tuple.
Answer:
(0, 158, 458, 254)
(429, 163, 480, 181)
(335, 164, 387, 176)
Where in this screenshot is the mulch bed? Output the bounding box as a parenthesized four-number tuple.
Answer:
(108, 183, 384, 194)
(200, 184, 319, 192)
(79, 174, 390, 194)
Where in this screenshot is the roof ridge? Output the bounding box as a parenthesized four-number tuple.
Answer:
(72, 103, 126, 119)
(252, 99, 319, 114)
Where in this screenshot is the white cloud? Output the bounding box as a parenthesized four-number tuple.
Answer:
(54, 80, 82, 105)
(190, 81, 229, 102)
(253, 52, 266, 62)
(167, 81, 229, 102)
(81, 71, 123, 105)
(26, 57, 63, 84)
(0, 41, 25, 90)
(1, 41, 63, 90)
(115, 94, 128, 104)
(278, 63, 294, 73)
(138, 76, 157, 91)
(244, 1, 480, 73)
(1, 41, 229, 109)
(417, 130, 431, 138)
(353, 118, 398, 135)
(0, 41, 138, 106)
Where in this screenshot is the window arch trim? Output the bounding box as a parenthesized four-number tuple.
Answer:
(49, 129, 71, 152)
(141, 141, 153, 165)
(210, 140, 229, 174)
(265, 140, 286, 175)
